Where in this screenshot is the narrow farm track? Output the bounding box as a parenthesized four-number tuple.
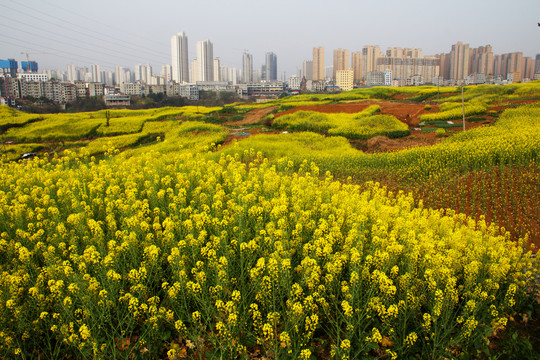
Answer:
(223, 106, 278, 125)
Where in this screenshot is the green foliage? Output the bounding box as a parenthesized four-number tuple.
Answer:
(66, 97, 106, 112)
(435, 128, 446, 137)
(329, 115, 410, 139)
(273, 111, 334, 133)
(0, 106, 43, 128)
(273, 107, 408, 140)
(213, 132, 357, 161)
(0, 143, 44, 161)
(422, 120, 462, 128)
(353, 104, 381, 118)
(419, 102, 488, 122)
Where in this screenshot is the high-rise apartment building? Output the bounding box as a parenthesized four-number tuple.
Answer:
(351, 52, 362, 82)
(301, 60, 313, 80)
(333, 48, 349, 80)
(134, 64, 143, 82)
(386, 48, 422, 59)
(161, 65, 172, 84)
(469, 45, 494, 76)
(502, 52, 523, 81)
(362, 46, 382, 81)
(493, 54, 503, 77)
(196, 40, 214, 82)
(134, 64, 152, 84)
(535, 54, 540, 75)
(376, 48, 439, 83)
(242, 51, 253, 83)
(191, 59, 200, 83)
(313, 47, 324, 81)
(67, 63, 78, 82)
(114, 65, 125, 85)
(437, 53, 451, 80)
(265, 52, 277, 81)
(91, 64, 102, 83)
(449, 41, 470, 81)
(213, 58, 221, 82)
(522, 57, 535, 80)
(171, 32, 189, 83)
(221, 66, 238, 84)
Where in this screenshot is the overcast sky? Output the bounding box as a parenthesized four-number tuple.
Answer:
(1, 0, 539, 78)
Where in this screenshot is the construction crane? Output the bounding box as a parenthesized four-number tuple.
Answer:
(20, 51, 53, 71)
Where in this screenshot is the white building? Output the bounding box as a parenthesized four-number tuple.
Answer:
(121, 82, 143, 96)
(191, 59, 200, 83)
(213, 58, 221, 82)
(288, 75, 301, 90)
(134, 64, 152, 84)
(91, 64, 101, 83)
(242, 52, 253, 83)
(161, 65, 172, 84)
(366, 71, 385, 86)
(17, 73, 49, 82)
(66, 64, 78, 82)
(384, 69, 392, 86)
(179, 84, 199, 100)
(306, 80, 326, 92)
(301, 60, 313, 80)
(196, 39, 214, 82)
(220, 66, 238, 85)
(325, 66, 333, 81)
(171, 32, 189, 83)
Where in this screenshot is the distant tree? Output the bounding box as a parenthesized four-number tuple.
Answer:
(66, 97, 106, 112)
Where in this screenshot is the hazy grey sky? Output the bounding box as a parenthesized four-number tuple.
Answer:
(1, 0, 539, 77)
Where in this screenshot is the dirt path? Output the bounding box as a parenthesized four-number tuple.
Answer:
(274, 101, 435, 127)
(224, 106, 278, 125)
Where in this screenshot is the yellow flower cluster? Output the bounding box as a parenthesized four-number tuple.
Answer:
(0, 144, 537, 359)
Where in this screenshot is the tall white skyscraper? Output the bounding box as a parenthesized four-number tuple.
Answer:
(265, 52, 277, 81)
(161, 64, 172, 83)
(221, 66, 238, 84)
(134, 64, 143, 82)
(67, 63, 78, 82)
(242, 51, 253, 83)
(115, 65, 125, 85)
(196, 39, 214, 81)
(191, 59, 200, 83)
(91, 64, 101, 83)
(301, 60, 313, 80)
(213, 58, 221, 82)
(134, 64, 152, 84)
(144, 65, 152, 83)
(171, 32, 189, 83)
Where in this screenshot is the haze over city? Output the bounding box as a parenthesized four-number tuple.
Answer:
(1, 0, 539, 76)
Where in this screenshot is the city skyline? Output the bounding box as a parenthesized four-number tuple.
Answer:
(1, 0, 539, 77)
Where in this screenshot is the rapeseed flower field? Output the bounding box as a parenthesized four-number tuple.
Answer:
(1, 83, 540, 359)
(0, 150, 537, 359)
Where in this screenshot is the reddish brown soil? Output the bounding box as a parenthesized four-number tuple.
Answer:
(352, 134, 441, 153)
(274, 101, 432, 126)
(273, 101, 442, 152)
(222, 106, 280, 146)
(221, 98, 529, 153)
(223, 106, 278, 126)
(223, 127, 280, 146)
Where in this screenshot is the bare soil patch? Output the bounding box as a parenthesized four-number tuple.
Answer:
(352, 134, 441, 153)
(224, 106, 278, 126)
(274, 101, 434, 126)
